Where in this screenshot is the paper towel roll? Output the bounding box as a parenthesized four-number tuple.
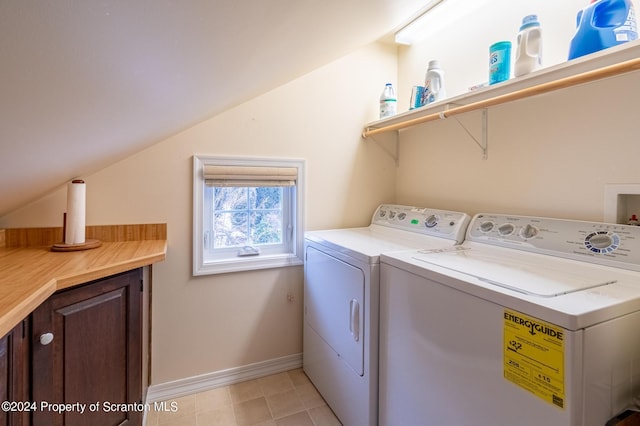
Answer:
(65, 180, 86, 244)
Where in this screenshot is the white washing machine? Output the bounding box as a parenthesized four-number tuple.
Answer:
(303, 204, 470, 426)
(379, 213, 640, 426)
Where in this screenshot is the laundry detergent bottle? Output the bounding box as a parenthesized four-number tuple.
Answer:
(422, 60, 446, 105)
(379, 83, 397, 118)
(514, 15, 543, 76)
(568, 0, 638, 60)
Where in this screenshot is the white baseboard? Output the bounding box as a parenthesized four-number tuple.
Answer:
(145, 353, 303, 403)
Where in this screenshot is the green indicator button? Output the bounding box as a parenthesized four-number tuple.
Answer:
(411, 219, 420, 225)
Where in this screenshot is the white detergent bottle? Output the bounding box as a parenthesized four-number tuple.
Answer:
(515, 15, 543, 77)
(423, 60, 446, 105)
(379, 83, 397, 118)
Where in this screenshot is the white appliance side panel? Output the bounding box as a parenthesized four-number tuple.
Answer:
(379, 263, 581, 426)
(583, 310, 640, 424)
(304, 323, 375, 426)
(304, 245, 365, 375)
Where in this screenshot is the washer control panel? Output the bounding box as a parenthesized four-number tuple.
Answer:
(467, 213, 640, 271)
(372, 204, 470, 243)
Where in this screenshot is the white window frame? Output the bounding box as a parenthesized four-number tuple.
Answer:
(193, 155, 304, 275)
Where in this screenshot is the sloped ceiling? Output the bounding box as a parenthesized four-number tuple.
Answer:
(0, 0, 425, 218)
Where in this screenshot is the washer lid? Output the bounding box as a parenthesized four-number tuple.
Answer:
(412, 246, 618, 297)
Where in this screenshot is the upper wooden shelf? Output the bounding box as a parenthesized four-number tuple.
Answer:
(363, 40, 640, 139)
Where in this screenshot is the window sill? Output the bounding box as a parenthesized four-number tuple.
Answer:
(193, 253, 303, 276)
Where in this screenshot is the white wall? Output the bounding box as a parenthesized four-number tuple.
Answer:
(394, 0, 640, 222)
(397, 0, 640, 109)
(1, 42, 398, 384)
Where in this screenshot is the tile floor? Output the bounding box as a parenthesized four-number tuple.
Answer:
(144, 369, 342, 426)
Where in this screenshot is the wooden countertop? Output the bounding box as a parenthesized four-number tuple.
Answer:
(0, 226, 167, 338)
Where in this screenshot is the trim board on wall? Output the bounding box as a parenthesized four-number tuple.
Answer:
(146, 353, 303, 403)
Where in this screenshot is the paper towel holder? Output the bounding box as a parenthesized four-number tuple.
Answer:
(51, 211, 102, 252)
(51, 239, 102, 252)
(51, 179, 102, 252)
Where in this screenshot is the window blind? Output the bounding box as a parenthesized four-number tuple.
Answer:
(204, 165, 297, 187)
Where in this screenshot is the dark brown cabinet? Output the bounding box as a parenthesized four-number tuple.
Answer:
(0, 268, 146, 426)
(0, 320, 30, 426)
(31, 268, 143, 426)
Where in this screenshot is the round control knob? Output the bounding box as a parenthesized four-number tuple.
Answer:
(588, 234, 613, 249)
(479, 221, 494, 233)
(584, 231, 620, 254)
(40, 333, 54, 346)
(498, 223, 515, 236)
(520, 224, 539, 239)
(425, 214, 439, 228)
(398, 213, 407, 221)
(379, 209, 387, 218)
(389, 211, 397, 219)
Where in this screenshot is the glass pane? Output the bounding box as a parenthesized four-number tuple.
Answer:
(210, 186, 284, 250)
(251, 210, 283, 245)
(213, 211, 248, 248)
(249, 187, 282, 209)
(214, 187, 247, 210)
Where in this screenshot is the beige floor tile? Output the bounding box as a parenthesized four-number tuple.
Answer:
(265, 389, 304, 419)
(233, 397, 272, 426)
(252, 421, 276, 426)
(274, 410, 315, 426)
(147, 369, 334, 426)
(259, 372, 295, 397)
(145, 408, 159, 426)
(196, 405, 236, 426)
(197, 387, 232, 411)
(158, 412, 197, 426)
(229, 379, 264, 404)
(175, 394, 197, 411)
(157, 394, 197, 425)
(286, 369, 311, 388)
(308, 404, 342, 426)
(295, 383, 326, 410)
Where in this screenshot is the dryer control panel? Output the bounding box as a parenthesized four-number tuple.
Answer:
(372, 204, 470, 244)
(467, 213, 640, 272)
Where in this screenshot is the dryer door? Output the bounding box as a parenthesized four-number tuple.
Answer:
(305, 246, 365, 375)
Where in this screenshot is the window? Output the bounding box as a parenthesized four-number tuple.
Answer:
(193, 155, 304, 275)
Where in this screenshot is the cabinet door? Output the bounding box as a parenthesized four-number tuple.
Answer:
(31, 269, 142, 426)
(0, 320, 29, 426)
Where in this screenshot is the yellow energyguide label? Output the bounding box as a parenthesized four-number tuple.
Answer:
(503, 309, 565, 408)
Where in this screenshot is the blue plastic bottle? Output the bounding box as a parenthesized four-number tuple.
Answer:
(489, 41, 512, 85)
(568, 0, 638, 60)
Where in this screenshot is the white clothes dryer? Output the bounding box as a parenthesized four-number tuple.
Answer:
(379, 213, 640, 426)
(303, 204, 470, 426)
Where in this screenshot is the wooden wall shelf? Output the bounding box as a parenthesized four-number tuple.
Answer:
(362, 40, 640, 140)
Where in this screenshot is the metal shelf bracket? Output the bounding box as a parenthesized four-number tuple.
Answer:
(450, 107, 488, 160)
(363, 129, 399, 166)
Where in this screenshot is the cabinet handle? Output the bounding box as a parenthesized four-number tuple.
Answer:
(39, 332, 54, 346)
